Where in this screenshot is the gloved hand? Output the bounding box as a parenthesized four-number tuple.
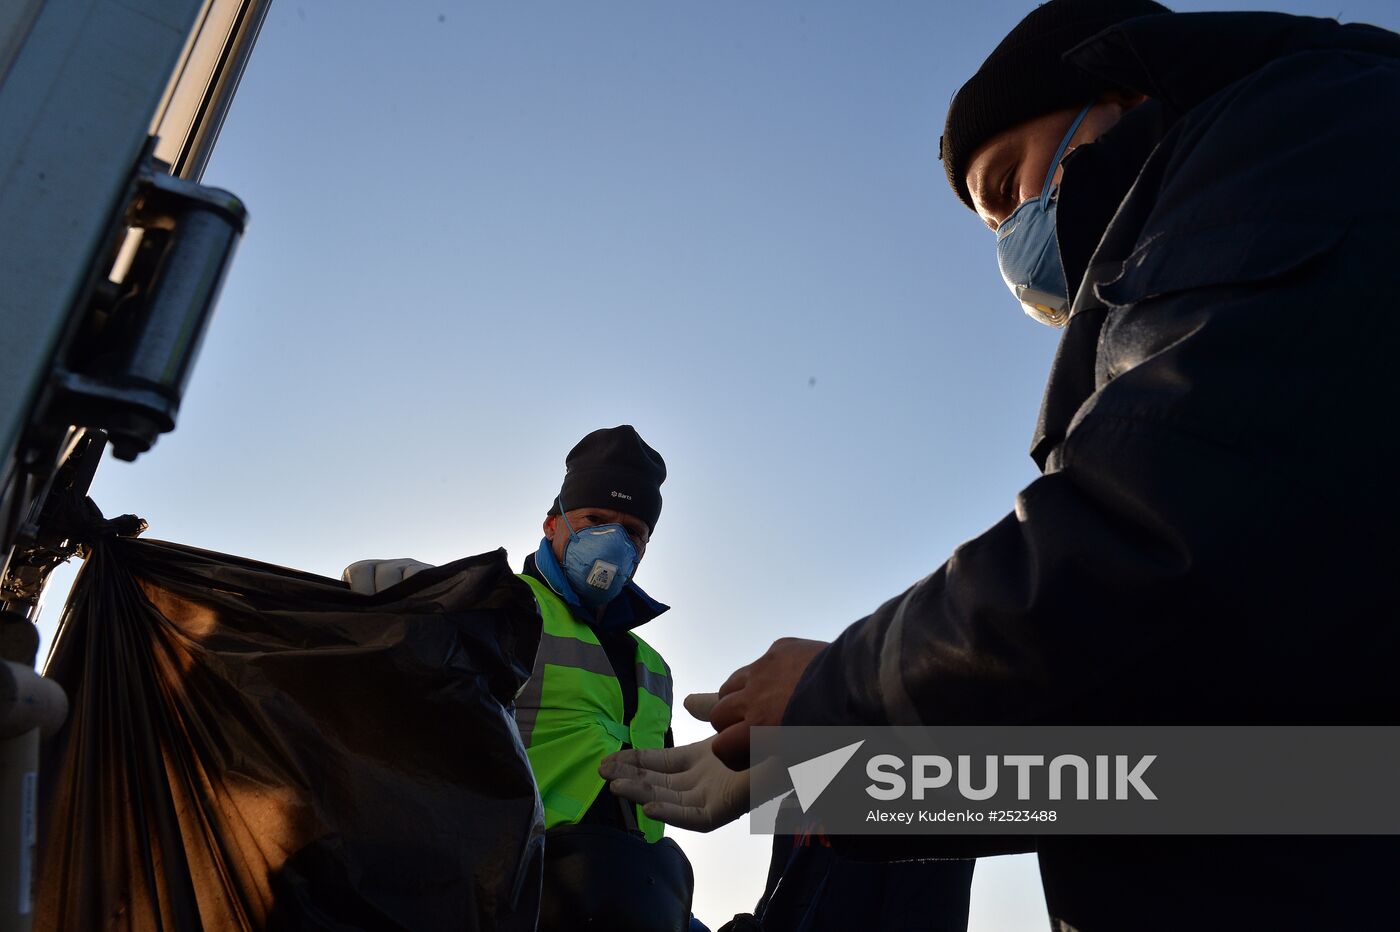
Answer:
(599, 693, 750, 833)
(341, 557, 433, 594)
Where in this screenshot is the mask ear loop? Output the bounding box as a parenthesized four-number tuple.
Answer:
(1038, 103, 1094, 209)
(556, 497, 577, 537)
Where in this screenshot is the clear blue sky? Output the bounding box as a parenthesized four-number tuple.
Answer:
(39, 1, 1399, 927)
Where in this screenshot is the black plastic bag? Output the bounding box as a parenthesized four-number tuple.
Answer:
(36, 534, 543, 932)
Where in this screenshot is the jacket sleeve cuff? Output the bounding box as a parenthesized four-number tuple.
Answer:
(780, 581, 929, 728)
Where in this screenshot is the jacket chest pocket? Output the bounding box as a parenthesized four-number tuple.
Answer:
(1092, 219, 1345, 385)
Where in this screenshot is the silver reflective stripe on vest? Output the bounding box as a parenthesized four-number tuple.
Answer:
(535, 632, 616, 678)
(514, 632, 617, 747)
(635, 662, 672, 708)
(514, 704, 541, 748)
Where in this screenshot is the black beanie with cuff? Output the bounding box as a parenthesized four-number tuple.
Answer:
(548, 425, 666, 533)
(940, 0, 1172, 211)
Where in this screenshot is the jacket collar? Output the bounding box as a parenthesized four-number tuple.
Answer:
(522, 545, 669, 632)
(1028, 11, 1400, 472)
(1066, 12, 1400, 119)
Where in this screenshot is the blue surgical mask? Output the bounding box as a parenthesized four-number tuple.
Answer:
(557, 508, 638, 608)
(995, 104, 1092, 328)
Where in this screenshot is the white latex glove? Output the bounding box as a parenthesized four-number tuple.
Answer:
(341, 557, 433, 594)
(599, 693, 750, 832)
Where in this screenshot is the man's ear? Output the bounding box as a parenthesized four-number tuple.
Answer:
(1101, 88, 1149, 112)
(543, 515, 558, 541)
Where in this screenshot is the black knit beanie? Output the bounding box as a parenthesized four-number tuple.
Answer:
(548, 425, 666, 533)
(940, 0, 1172, 211)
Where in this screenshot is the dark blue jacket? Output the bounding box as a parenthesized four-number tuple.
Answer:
(750, 834, 972, 932)
(782, 11, 1400, 930)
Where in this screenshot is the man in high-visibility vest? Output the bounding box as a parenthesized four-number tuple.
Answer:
(343, 425, 694, 931)
(514, 424, 673, 835)
(517, 424, 696, 931)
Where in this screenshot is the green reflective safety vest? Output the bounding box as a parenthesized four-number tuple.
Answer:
(515, 573, 673, 843)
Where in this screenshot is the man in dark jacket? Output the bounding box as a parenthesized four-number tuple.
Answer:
(637, 1, 1400, 928)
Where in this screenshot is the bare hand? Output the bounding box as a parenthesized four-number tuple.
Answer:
(707, 637, 827, 770)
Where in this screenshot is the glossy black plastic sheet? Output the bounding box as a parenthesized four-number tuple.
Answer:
(36, 535, 543, 931)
